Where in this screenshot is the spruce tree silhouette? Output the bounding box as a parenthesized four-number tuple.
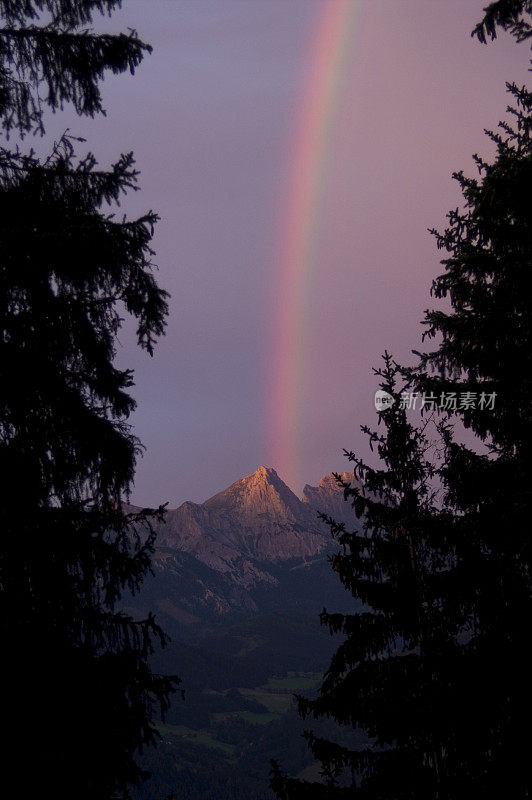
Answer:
(0, 0, 150, 136)
(403, 80, 532, 799)
(0, 3, 175, 798)
(473, 0, 532, 44)
(271, 358, 460, 799)
(403, 12, 532, 794)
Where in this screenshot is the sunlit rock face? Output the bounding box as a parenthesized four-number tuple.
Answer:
(155, 466, 328, 575)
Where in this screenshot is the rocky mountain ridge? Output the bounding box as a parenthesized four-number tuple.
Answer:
(126, 467, 361, 629)
(149, 467, 358, 569)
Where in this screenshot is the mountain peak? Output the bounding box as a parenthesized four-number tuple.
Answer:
(302, 471, 361, 529)
(251, 465, 279, 482)
(204, 465, 301, 518)
(317, 471, 355, 490)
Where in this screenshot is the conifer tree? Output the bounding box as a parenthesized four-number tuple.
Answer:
(0, 0, 150, 136)
(0, 3, 175, 798)
(403, 77, 532, 800)
(473, 0, 532, 45)
(271, 357, 462, 799)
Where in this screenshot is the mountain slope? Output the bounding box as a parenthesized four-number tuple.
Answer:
(125, 467, 365, 800)
(302, 470, 361, 528)
(153, 466, 329, 580)
(127, 466, 362, 630)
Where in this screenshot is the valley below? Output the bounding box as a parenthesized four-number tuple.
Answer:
(124, 467, 365, 799)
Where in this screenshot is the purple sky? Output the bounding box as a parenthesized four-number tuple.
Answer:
(41, 1, 530, 506)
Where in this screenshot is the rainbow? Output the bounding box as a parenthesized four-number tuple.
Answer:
(267, 0, 369, 491)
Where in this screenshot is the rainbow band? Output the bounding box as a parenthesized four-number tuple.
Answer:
(267, 0, 367, 490)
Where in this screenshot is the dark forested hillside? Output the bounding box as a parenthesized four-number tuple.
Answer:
(123, 467, 364, 799)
